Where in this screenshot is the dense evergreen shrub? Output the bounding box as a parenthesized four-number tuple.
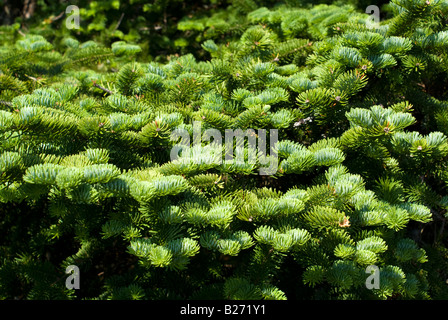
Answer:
(0, 0, 447, 300)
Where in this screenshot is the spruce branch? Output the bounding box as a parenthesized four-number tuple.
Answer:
(0, 100, 12, 107)
(92, 81, 114, 95)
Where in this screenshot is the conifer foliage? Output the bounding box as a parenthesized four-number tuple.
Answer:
(0, 0, 448, 300)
